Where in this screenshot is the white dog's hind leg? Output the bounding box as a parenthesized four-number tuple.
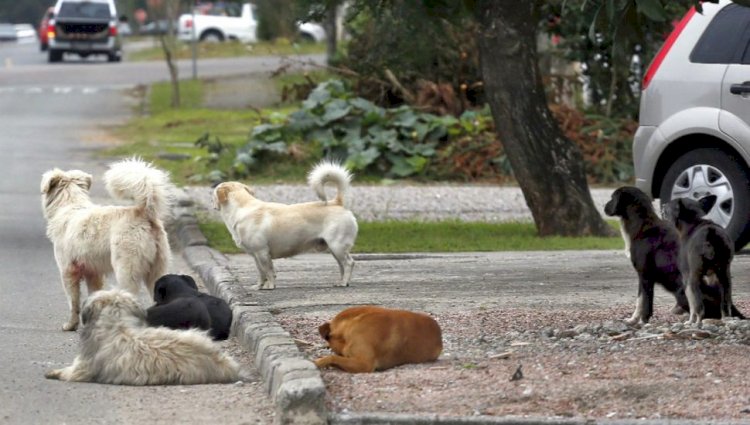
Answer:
(60, 270, 81, 331)
(330, 250, 355, 287)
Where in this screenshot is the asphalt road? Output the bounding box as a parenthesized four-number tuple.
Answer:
(0, 40, 315, 425)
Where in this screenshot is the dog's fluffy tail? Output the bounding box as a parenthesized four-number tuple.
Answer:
(308, 161, 352, 206)
(104, 157, 173, 222)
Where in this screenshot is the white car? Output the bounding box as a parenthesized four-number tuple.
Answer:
(178, 2, 325, 43)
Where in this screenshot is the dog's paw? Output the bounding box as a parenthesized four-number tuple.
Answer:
(250, 284, 262, 291)
(62, 321, 78, 331)
(45, 369, 61, 380)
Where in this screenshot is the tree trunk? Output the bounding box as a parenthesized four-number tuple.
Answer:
(160, 0, 180, 108)
(324, 4, 338, 64)
(474, 1, 614, 237)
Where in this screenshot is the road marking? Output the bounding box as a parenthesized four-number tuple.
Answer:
(0, 86, 128, 95)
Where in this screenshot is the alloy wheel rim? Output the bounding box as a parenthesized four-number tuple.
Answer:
(671, 164, 733, 227)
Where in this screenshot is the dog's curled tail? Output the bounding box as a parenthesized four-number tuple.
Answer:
(104, 157, 173, 221)
(308, 161, 352, 206)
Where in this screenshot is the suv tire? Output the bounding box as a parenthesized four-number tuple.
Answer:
(200, 30, 224, 42)
(659, 147, 750, 250)
(48, 49, 63, 63)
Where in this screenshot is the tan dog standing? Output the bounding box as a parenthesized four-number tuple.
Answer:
(212, 161, 358, 290)
(315, 306, 443, 373)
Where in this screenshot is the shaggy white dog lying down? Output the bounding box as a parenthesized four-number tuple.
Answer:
(45, 290, 240, 385)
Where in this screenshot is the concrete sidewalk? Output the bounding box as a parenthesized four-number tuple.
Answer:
(171, 190, 750, 425)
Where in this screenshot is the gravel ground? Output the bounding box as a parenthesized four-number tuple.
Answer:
(279, 304, 750, 421)
(184, 184, 616, 222)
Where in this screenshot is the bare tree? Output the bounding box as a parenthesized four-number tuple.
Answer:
(148, 0, 181, 108)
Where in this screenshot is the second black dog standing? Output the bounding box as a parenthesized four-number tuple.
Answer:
(664, 195, 745, 324)
(146, 274, 233, 340)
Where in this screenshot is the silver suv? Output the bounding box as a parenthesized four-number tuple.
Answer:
(635, 0, 750, 249)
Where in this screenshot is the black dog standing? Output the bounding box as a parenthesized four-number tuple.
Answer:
(664, 196, 745, 324)
(604, 186, 688, 324)
(146, 274, 233, 340)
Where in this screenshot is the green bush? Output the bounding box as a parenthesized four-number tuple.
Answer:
(232, 79, 502, 179)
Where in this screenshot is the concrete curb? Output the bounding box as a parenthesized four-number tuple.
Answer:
(170, 190, 327, 425)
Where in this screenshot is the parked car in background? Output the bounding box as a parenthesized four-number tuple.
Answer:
(177, 2, 325, 43)
(634, 0, 750, 250)
(139, 19, 177, 36)
(47, 0, 122, 63)
(0, 23, 17, 41)
(14, 24, 37, 43)
(38, 7, 54, 50)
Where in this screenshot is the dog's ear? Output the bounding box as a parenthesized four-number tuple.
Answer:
(318, 322, 331, 341)
(115, 291, 148, 323)
(156, 285, 167, 303)
(243, 184, 255, 197)
(68, 170, 92, 191)
(81, 297, 101, 326)
(181, 274, 199, 290)
(698, 195, 717, 216)
(214, 185, 230, 207)
(40, 169, 64, 194)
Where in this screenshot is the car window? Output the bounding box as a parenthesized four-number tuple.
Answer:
(58, 2, 112, 20)
(690, 4, 750, 64)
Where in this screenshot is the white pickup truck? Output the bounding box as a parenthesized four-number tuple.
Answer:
(177, 2, 325, 43)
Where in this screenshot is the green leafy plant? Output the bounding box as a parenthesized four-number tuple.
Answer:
(235, 79, 505, 179)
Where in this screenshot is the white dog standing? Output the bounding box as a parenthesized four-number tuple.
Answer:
(213, 161, 358, 290)
(41, 158, 172, 331)
(45, 290, 240, 385)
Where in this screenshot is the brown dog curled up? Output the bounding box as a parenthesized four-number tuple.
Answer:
(315, 306, 443, 373)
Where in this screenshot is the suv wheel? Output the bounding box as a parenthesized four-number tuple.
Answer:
(48, 49, 63, 63)
(200, 30, 224, 43)
(659, 148, 750, 250)
(107, 52, 121, 62)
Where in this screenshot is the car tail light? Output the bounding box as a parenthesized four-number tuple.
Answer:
(109, 24, 118, 36)
(642, 7, 697, 91)
(184, 18, 193, 29)
(47, 23, 55, 39)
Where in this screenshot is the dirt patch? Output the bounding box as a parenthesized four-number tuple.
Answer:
(278, 303, 750, 421)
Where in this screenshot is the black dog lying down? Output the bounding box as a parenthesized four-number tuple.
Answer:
(146, 274, 232, 340)
(604, 186, 744, 324)
(665, 195, 744, 324)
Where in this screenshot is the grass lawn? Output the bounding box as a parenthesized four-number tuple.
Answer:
(126, 39, 325, 62)
(109, 79, 312, 185)
(198, 219, 623, 254)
